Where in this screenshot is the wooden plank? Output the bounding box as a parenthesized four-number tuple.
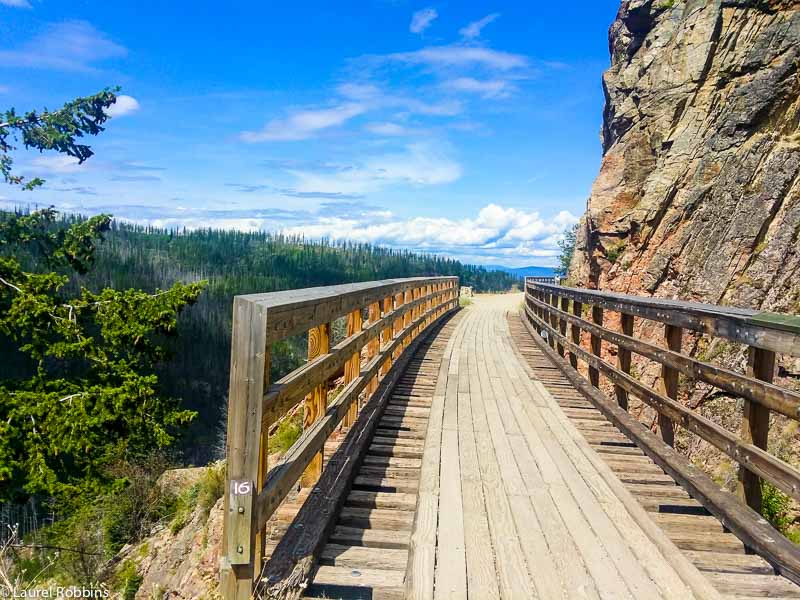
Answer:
(330, 526, 410, 549)
(485, 315, 599, 600)
(683, 551, 774, 575)
(509, 313, 723, 599)
(320, 544, 407, 570)
(260, 307, 454, 598)
(338, 507, 414, 530)
(495, 334, 678, 599)
(738, 347, 775, 514)
(406, 310, 463, 600)
(310, 565, 404, 599)
(473, 310, 536, 598)
(705, 572, 800, 597)
(524, 304, 800, 502)
(518, 308, 800, 587)
(459, 316, 501, 600)
(434, 348, 467, 600)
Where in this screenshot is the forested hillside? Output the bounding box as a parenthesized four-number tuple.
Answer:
(5, 212, 518, 464)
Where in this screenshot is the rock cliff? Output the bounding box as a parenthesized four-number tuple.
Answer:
(572, 0, 800, 315)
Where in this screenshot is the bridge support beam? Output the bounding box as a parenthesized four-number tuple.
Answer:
(738, 347, 775, 514)
(589, 306, 603, 387)
(615, 313, 634, 411)
(657, 324, 682, 447)
(302, 322, 330, 487)
(221, 298, 270, 600)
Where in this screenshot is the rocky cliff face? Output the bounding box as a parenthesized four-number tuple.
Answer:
(572, 0, 800, 315)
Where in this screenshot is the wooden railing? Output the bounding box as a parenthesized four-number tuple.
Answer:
(220, 277, 459, 599)
(523, 278, 800, 582)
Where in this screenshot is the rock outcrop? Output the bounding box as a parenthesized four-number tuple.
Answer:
(572, 0, 800, 316)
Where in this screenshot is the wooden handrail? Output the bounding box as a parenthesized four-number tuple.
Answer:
(524, 279, 800, 584)
(221, 276, 459, 599)
(529, 281, 800, 356)
(525, 294, 800, 420)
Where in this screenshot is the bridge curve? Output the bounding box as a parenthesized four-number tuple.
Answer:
(219, 278, 800, 600)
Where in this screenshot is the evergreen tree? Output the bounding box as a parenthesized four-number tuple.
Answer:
(0, 91, 205, 506)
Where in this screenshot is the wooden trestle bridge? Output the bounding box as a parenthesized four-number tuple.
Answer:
(219, 276, 800, 599)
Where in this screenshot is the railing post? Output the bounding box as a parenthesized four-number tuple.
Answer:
(589, 306, 603, 387)
(557, 296, 568, 358)
(221, 298, 269, 600)
(394, 291, 405, 359)
(547, 291, 557, 349)
(658, 324, 682, 446)
(367, 301, 381, 397)
(570, 300, 582, 370)
(616, 313, 634, 411)
(403, 289, 413, 348)
(738, 347, 775, 513)
(380, 295, 393, 377)
(342, 309, 362, 428)
(301, 322, 330, 487)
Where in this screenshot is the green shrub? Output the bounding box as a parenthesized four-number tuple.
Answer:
(606, 242, 627, 265)
(272, 413, 303, 454)
(761, 482, 793, 532)
(197, 463, 225, 517)
(116, 560, 144, 600)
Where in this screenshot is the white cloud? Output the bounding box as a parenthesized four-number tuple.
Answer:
(459, 13, 501, 39)
(0, 20, 126, 72)
(287, 142, 462, 194)
(410, 8, 438, 34)
(338, 83, 463, 116)
(279, 202, 578, 264)
(29, 155, 83, 173)
(106, 94, 139, 118)
(365, 122, 420, 136)
(387, 45, 527, 71)
(442, 77, 515, 99)
(0, 0, 32, 7)
(241, 102, 366, 142)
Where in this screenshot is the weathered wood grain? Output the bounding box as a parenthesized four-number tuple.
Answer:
(525, 304, 800, 502)
(526, 281, 800, 356)
(526, 293, 800, 420)
(520, 304, 800, 587)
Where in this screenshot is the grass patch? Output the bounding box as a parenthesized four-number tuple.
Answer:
(169, 462, 226, 534)
(115, 560, 144, 600)
(459, 297, 473, 308)
(272, 412, 303, 453)
(761, 482, 793, 532)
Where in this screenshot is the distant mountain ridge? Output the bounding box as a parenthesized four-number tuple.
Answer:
(482, 264, 556, 279)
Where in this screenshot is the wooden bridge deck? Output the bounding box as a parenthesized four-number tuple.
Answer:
(298, 294, 800, 599)
(410, 294, 713, 600)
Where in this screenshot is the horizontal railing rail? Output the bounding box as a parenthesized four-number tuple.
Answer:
(221, 277, 459, 599)
(523, 277, 800, 583)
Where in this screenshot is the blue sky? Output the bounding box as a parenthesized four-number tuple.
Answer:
(0, 0, 620, 267)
